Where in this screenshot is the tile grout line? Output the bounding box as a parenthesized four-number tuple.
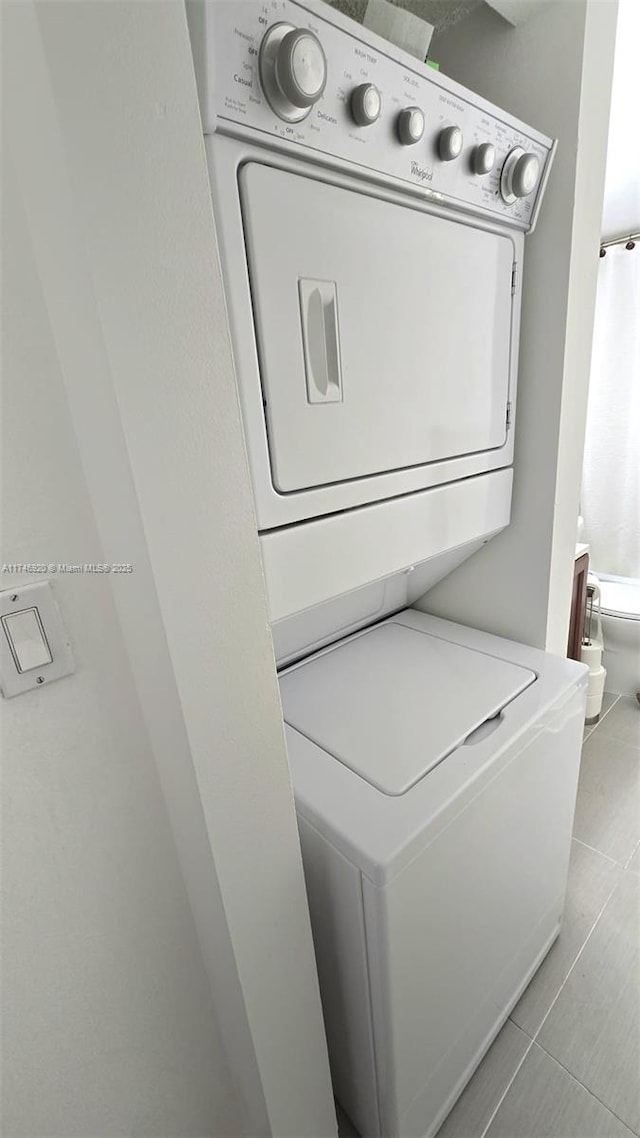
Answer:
(530, 879, 619, 1041)
(476, 1034, 536, 1138)
(529, 695, 639, 1131)
(475, 699, 634, 1137)
(623, 838, 640, 871)
(582, 694, 619, 743)
(596, 694, 621, 726)
(571, 835, 621, 867)
(530, 1042, 640, 1136)
(451, 696, 633, 1137)
(479, 878, 621, 1138)
(589, 694, 640, 748)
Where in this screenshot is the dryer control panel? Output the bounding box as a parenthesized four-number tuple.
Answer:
(191, 0, 556, 230)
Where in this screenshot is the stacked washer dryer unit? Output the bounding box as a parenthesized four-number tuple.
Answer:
(190, 4, 587, 1136)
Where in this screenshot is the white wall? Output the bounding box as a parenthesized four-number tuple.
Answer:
(2, 2, 336, 1136)
(602, 0, 640, 239)
(3, 123, 241, 1138)
(416, 0, 617, 655)
(484, 0, 553, 27)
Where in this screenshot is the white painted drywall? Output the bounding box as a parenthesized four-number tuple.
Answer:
(484, 0, 552, 27)
(601, 0, 640, 239)
(416, 0, 617, 655)
(2, 2, 336, 1136)
(3, 131, 241, 1138)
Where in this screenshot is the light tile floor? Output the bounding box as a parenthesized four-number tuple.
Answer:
(337, 694, 640, 1138)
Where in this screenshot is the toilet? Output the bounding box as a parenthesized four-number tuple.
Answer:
(599, 575, 640, 697)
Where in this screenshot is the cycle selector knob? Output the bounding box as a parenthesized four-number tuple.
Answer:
(501, 147, 540, 202)
(259, 23, 327, 122)
(397, 106, 425, 145)
(472, 142, 496, 175)
(438, 125, 463, 161)
(351, 83, 382, 126)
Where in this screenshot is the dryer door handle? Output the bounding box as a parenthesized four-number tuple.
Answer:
(299, 279, 343, 404)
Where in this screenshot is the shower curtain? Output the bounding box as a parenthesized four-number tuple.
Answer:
(581, 245, 640, 578)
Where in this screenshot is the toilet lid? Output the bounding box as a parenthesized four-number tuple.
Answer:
(279, 622, 535, 796)
(599, 577, 640, 620)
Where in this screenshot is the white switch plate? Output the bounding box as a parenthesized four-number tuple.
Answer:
(0, 581, 75, 697)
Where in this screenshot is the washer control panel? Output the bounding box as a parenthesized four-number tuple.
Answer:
(196, 0, 555, 229)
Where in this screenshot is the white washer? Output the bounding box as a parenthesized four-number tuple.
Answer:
(187, 6, 582, 1136)
(281, 609, 586, 1138)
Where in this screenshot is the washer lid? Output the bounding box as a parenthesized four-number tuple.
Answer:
(279, 622, 536, 796)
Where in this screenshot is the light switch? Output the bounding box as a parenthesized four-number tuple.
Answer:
(0, 581, 74, 697)
(2, 607, 53, 672)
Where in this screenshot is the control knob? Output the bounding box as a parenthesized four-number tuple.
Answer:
(351, 83, 382, 126)
(438, 125, 463, 161)
(259, 23, 327, 122)
(397, 106, 425, 146)
(472, 142, 496, 175)
(501, 147, 540, 202)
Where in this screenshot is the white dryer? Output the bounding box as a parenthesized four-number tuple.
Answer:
(188, 4, 586, 1136)
(280, 610, 586, 1137)
(189, 0, 558, 634)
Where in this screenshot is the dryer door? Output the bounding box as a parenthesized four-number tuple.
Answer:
(240, 163, 516, 494)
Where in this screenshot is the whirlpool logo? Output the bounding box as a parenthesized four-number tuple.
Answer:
(410, 161, 433, 183)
